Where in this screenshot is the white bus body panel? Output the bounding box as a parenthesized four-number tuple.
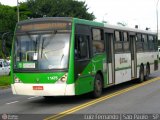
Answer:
(136, 52, 157, 78)
(11, 83, 75, 96)
(114, 53, 131, 84)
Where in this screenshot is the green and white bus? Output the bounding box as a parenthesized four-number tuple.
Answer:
(10, 17, 159, 98)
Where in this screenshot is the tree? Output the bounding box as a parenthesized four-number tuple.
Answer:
(0, 4, 17, 32)
(22, 0, 95, 20)
(0, 0, 95, 58)
(0, 4, 16, 58)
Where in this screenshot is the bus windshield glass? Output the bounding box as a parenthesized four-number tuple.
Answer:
(14, 32, 70, 70)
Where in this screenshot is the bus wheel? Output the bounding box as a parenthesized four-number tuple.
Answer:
(138, 66, 144, 83)
(145, 64, 150, 80)
(92, 74, 103, 98)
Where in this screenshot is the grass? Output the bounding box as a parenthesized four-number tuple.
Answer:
(0, 75, 11, 88)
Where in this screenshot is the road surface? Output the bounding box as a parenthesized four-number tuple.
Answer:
(0, 71, 160, 120)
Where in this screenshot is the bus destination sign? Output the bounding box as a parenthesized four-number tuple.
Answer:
(18, 22, 71, 31)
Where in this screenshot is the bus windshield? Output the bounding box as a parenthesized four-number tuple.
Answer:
(14, 32, 70, 70)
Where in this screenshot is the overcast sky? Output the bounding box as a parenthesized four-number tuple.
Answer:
(0, 0, 160, 31)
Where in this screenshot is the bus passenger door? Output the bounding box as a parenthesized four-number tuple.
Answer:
(130, 35, 137, 78)
(105, 33, 115, 85)
(74, 35, 93, 95)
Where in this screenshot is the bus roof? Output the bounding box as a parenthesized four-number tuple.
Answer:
(73, 18, 156, 35)
(17, 17, 156, 35)
(104, 24, 156, 35)
(17, 17, 73, 25)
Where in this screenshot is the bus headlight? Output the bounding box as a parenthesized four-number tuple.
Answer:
(56, 74, 68, 83)
(14, 75, 22, 83)
(60, 77, 67, 82)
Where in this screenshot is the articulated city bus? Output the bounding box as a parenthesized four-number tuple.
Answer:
(10, 17, 159, 98)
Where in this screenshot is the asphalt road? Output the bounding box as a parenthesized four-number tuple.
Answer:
(0, 71, 160, 120)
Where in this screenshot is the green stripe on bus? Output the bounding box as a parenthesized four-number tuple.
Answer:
(74, 18, 104, 27)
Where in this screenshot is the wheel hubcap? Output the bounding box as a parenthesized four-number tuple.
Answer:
(96, 80, 102, 93)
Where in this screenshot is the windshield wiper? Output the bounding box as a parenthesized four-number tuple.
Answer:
(40, 31, 57, 59)
(60, 54, 64, 63)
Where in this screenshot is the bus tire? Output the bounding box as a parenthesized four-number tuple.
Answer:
(92, 74, 103, 98)
(145, 64, 150, 80)
(138, 65, 144, 83)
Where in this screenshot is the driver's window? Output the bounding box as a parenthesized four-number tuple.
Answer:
(75, 35, 89, 60)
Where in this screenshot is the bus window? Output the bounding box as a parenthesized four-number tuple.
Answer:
(115, 31, 121, 41)
(123, 32, 128, 41)
(136, 33, 143, 52)
(137, 34, 142, 42)
(93, 41, 104, 53)
(123, 32, 130, 52)
(115, 31, 123, 52)
(148, 35, 154, 50)
(92, 29, 101, 40)
(92, 28, 104, 54)
(142, 34, 148, 51)
(153, 36, 158, 50)
(142, 35, 147, 43)
(75, 35, 89, 59)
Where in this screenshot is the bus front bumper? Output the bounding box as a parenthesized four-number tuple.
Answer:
(11, 83, 75, 96)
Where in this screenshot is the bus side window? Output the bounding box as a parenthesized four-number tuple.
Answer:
(142, 34, 148, 51)
(137, 33, 142, 42)
(75, 35, 89, 60)
(136, 33, 143, 52)
(115, 31, 121, 41)
(114, 31, 123, 52)
(123, 32, 130, 52)
(92, 28, 104, 54)
(148, 35, 154, 50)
(153, 36, 158, 50)
(123, 32, 128, 41)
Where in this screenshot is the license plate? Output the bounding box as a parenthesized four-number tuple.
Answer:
(33, 86, 43, 90)
(23, 63, 35, 68)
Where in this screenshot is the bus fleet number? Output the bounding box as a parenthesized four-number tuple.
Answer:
(48, 76, 58, 81)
